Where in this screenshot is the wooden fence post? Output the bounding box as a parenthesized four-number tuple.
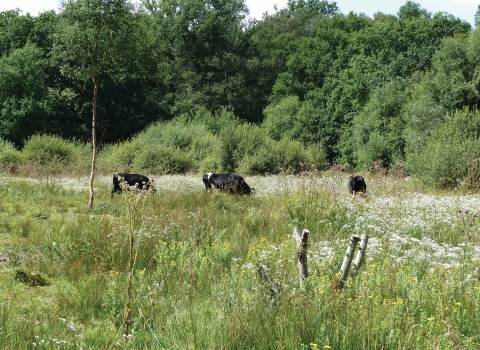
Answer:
(337, 235, 360, 290)
(293, 227, 309, 290)
(352, 234, 369, 277)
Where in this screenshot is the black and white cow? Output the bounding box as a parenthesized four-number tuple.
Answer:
(202, 173, 254, 195)
(348, 175, 367, 196)
(111, 173, 154, 196)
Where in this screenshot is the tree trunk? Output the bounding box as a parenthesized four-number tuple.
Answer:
(87, 75, 98, 209)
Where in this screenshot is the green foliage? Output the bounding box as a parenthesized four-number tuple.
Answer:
(133, 143, 194, 174)
(218, 121, 252, 173)
(0, 139, 23, 170)
(100, 140, 143, 172)
(53, 0, 135, 81)
(408, 109, 480, 189)
(475, 5, 480, 27)
(0, 43, 51, 146)
(262, 95, 319, 145)
(190, 107, 239, 135)
(272, 137, 319, 173)
(352, 79, 409, 168)
(0, 10, 35, 56)
(403, 92, 447, 155)
(397, 1, 431, 20)
(22, 134, 78, 165)
(287, 0, 340, 16)
(0, 0, 476, 183)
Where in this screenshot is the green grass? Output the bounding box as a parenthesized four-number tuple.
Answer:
(0, 172, 479, 349)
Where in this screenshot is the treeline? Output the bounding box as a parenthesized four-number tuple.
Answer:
(1, 0, 480, 187)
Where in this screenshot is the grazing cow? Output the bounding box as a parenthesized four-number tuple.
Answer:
(348, 175, 367, 196)
(202, 173, 255, 195)
(111, 173, 154, 197)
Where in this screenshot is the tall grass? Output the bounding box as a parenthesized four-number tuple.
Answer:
(0, 172, 479, 349)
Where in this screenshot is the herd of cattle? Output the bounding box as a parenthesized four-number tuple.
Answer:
(112, 172, 367, 197)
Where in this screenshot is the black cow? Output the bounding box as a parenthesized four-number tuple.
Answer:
(111, 173, 154, 197)
(202, 173, 254, 195)
(348, 175, 367, 196)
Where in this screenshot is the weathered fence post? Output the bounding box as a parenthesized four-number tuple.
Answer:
(337, 235, 360, 290)
(258, 264, 279, 296)
(352, 234, 369, 277)
(293, 227, 309, 290)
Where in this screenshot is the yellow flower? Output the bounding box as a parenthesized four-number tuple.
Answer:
(427, 317, 435, 321)
(455, 302, 461, 306)
(323, 346, 332, 349)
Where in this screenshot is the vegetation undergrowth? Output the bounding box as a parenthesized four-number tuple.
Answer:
(0, 170, 479, 349)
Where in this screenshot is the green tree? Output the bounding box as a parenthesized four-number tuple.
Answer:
(352, 79, 409, 168)
(0, 43, 50, 146)
(262, 95, 318, 145)
(397, 1, 431, 20)
(145, 0, 254, 119)
(409, 109, 480, 188)
(475, 5, 480, 27)
(287, 0, 339, 17)
(53, 0, 136, 209)
(0, 9, 35, 56)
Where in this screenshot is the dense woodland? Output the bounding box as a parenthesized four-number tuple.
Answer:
(1, 0, 480, 187)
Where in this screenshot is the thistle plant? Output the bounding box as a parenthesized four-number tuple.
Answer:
(120, 179, 153, 343)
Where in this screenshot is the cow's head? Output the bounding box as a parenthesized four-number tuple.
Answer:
(202, 172, 213, 190)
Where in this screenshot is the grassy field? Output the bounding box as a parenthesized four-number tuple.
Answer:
(0, 171, 479, 349)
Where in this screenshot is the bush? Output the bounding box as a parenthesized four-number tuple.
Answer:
(238, 140, 277, 175)
(190, 107, 239, 135)
(0, 139, 24, 172)
(262, 96, 319, 145)
(100, 140, 144, 172)
(306, 143, 328, 171)
(219, 122, 271, 173)
(408, 109, 480, 189)
(218, 121, 247, 173)
(272, 137, 312, 174)
(100, 119, 219, 174)
(133, 144, 194, 174)
(22, 134, 78, 165)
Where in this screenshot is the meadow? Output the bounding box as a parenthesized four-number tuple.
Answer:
(0, 170, 479, 349)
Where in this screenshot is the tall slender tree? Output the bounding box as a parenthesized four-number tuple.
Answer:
(53, 0, 135, 208)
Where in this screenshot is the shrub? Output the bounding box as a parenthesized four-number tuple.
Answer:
(133, 144, 194, 174)
(199, 155, 221, 174)
(218, 121, 247, 173)
(408, 108, 480, 189)
(0, 139, 24, 172)
(22, 134, 77, 165)
(219, 122, 271, 173)
(305, 142, 328, 171)
(191, 107, 239, 135)
(100, 140, 144, 172)
(238, 139, 277, 175)
(272, 137, 311, 174)
(262, 95, 319, 145)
